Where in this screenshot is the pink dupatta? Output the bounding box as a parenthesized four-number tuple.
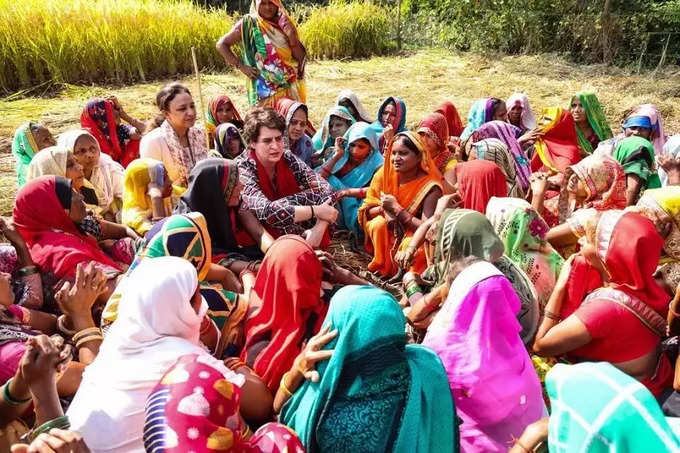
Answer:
(423, 261, 545, 452)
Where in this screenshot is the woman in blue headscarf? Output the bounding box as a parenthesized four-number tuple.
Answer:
(279, 285, 457, 453)
(369, 96, 407, 152)
(460, 97, 507, 140)
(312, 105, 356, 161)
(316, 122, 384, 234)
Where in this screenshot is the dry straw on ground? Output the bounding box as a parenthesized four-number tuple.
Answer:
(1, 48, 679, 216)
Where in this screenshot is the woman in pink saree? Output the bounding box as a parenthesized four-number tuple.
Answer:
(422, 257, 545, 452)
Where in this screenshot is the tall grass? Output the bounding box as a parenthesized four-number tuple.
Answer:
(0, 0, 234, 93)
(298, 1, 395, 59)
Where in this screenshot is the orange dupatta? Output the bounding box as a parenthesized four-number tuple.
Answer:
(358, 131, 442, 277)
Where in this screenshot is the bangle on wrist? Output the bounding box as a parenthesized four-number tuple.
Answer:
(75, 334, 103, 349)
(57, 315, 77, 337)
(72, 327, 101, 344)
(280, 372, 294, 398)
(310, 205, 315, 219)
(543, 310, 560, 321)
(28, 416, 70, 442)
(2, 378, 31, 406)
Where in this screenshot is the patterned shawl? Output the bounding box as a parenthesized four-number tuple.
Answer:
(472, 138, 522, 198)
(159, 119, 208, 187)
(471, 120, 531, 191)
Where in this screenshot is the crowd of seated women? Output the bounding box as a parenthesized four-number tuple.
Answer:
(4, 5, 680, 451)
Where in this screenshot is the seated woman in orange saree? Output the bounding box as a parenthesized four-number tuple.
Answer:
(358, 132, 442, 278)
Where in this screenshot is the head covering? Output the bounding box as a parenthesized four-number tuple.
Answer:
(122, 158, 167, 234)
(531, 107, 582, 173)
(423, 260, 545, 452)
(13, 175, 120, 279)
(240, 236, 325, 392)
(312, 105, 356, 151)
(418, 112, 453, 171)
(425, 208, 539, 344)
(370, 96, 407, 135)
(434, 101, 464, 137)
(80, 98, 139, 166)
(546, 362, 680, 452)
(214, 123, 245, 159)
(320, 122, 383, 234)
(335, 89, 372, 123)
(613, 136, 662, 189)
(589, 211, 669, 315)
(460, 98, 497, 140)
(145, 353, 303, 453)
(273, 98, 315, 164)
(376, 131, 440, 197)
(571, 92, 613, 155)
(281, 285, 457, 453)
(557, 153, 627, 222)
(472, 138, 521, 197)
(454, 160, 507, 213)
(486, 197, 564, 308)
(471, 120, 531, 191)
(635, 185, 680, 261)
(242, 0, 306, 106)
(12, 122, 41, 188)
(506, 93, 537, 131)
(26, 145, 70, 180)
(659, 135, 680, 186)
(58, 129, 123, 213)
(67, 257, 241, 452)
(622, 104, 666, 155)
(205, 95, 242, 132)
(175, 158, 239, 253)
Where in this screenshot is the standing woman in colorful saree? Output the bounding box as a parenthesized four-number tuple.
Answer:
(140, 83, 208, 188)
(279, 285, 457, 453)
(569, 91, 613, 156)
(12, 122, 56, 188)
(316, 122, 384, 235)
(358, 132, 442, 278)
(216, 0, 306, 107)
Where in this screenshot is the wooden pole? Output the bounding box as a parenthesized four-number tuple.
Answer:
(191, 47, 210, 151)
(397, 0, 402, 51)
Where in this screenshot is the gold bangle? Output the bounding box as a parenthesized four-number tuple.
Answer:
(279, 372, 294, 398)
(75, 334, 104, 349)
(72, 327, 101, 343)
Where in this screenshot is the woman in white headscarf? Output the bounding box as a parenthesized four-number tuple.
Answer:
(58, 129, 124, 221)
(66, 257, 244, 453)
(335, 89, 372, 123)
(506, 93, 537, 135)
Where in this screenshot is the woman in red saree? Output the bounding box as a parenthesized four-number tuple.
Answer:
(240, 235, 325, 392)
(534, 211, 672, 397)
(531, 107, 582, 174)
(80, 98, 143, 168)
(358, 131, 442, 278)
(13, 176, 123, 295)
(434, 101, 463, 137)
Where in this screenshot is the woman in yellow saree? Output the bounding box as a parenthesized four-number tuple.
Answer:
(216, 0, 306, 107)
(358, 131, 443, 278)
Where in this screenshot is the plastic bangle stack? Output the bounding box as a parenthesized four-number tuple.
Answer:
(2, 378, 31, 406)
(72, 327, 103, 348)
(28, 415, 70, 442)
(403, 275, 424, 306)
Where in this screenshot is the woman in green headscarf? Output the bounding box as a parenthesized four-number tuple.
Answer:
(486, 197, 564, 309)
(12, 122, 56, 187)
(569, 92, 613, 156)
(402, 208, 540, 345)
(279, 285, 457, 453)
(612, 135, 661, 205)
(511, 362, 680, 452)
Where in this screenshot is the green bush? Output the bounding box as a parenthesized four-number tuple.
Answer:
(0, 0, 234, 93)
(298, 1, 395, 59)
